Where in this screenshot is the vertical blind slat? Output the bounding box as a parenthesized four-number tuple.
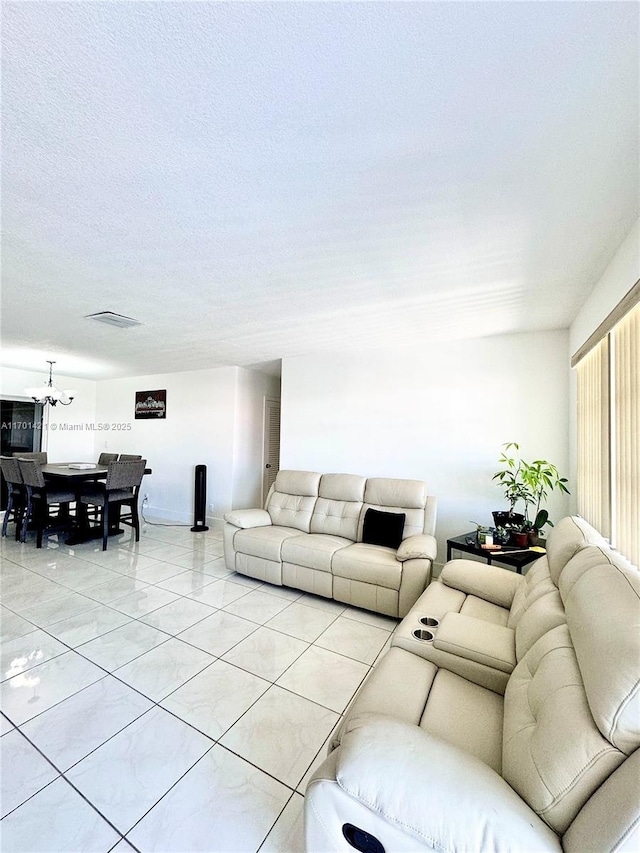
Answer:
(614, 303, 640, 568)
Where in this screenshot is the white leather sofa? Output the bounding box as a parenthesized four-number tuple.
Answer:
(305, 517, 640, 852)
(223, 470, 437, 618)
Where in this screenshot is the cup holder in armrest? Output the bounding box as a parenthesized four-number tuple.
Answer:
(419, 617, 439, 627)
(413, 629, 434, 642)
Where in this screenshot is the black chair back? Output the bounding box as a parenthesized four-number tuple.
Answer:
(13, 451, 47, 463)
(118, 454, 142, 461)
(1, 457, 23, 486)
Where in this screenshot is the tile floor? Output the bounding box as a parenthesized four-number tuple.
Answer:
(0, 518, 396, 852)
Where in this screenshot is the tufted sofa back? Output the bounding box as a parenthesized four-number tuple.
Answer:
(266, 470, 321, 532)
(502, 557, 640, 835)
(358, 477, 431, 542)
(310, 473, 366, 540)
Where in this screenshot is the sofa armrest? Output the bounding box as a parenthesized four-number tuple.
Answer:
(434, 612, 516, 673)
(223, 508, 272, 529)
(440, 559, 522, 609)
(307, 714, 561, 852)
(396, 533, 437, 562)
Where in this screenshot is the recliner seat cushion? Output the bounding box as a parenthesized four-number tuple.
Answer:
(233, 526, 301, 561)
(281, 533, 351, 572)
(332, 543, 402, 590)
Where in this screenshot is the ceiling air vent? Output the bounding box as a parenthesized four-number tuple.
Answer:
(86, 311, 142, 329)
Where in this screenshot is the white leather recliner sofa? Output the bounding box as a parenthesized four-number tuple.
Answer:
(223, 470, 437, 618)
(305, 517, 640, 853)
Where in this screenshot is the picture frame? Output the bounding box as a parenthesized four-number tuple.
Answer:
(135, 389, 166, 419)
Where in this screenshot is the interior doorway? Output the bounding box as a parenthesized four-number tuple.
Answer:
(1, 399, 43, 510)
(262, 397, 281, 504)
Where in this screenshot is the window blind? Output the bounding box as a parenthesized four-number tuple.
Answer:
(613, 302, 639, 568)
(577, 337, 611, 538)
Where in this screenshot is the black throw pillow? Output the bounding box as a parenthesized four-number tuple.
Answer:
(362, 508, 406, 549)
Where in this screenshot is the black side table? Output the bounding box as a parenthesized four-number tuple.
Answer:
(446, 532, 545, 574)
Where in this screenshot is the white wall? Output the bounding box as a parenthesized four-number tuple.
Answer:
(94, 366, 279, 525)
(0, 366, 97, 460)
(281, 330, 570, 567)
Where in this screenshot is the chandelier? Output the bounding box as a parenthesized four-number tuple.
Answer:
(25, 361, 75, 407)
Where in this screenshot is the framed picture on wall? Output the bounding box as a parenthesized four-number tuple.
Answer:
(135, 390, 166, 419)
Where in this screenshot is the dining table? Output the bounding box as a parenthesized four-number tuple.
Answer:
(42, 461, 151, 545)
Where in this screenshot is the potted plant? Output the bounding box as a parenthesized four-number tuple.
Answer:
(491, 442, 527, 529)
(492, 442, 570, 545)
(519, 458, 570, 544)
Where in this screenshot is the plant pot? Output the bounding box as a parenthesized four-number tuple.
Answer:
(511, 531, 529, 547)
(527, 530, 540, 547)
(492, 511, 525, 529)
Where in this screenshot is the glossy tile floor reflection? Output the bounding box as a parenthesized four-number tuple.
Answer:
(0, 519, 396, 852)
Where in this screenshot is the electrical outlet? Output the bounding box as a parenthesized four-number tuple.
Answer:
(143, 493, 149, 503)
(208, 503, 213, 512)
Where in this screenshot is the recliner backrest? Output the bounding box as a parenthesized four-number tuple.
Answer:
(545, 516, 608, 585)
(358, 477, 428, 542)
(266, 470, 321, 533)
(310, 473, 366, 541)
(502, 558, 640, 835)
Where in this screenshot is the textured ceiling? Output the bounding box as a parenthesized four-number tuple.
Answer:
(1, 1, 638, 380)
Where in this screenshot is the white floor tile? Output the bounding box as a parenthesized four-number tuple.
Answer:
(276, 645, 369, 712)
(342, 606, 399, 632)
(260, 792, 306, 853)
(223, 589, 293, 624)
(159, 551, 221, 572)
(1, 650, 106, 726)
(264, 600, 339, 642)
(296, 592, 348, 615)
(18, 591, 100, 629)
(107, 585, 179, 618)
(82, 575, 150, 604)
(161, 659, 269, 740)
(220, 685, 339, 788)
(187, 578, 251, 608)
(0, 776, 121, 852)
(127, 744, 290, 853)
(222, 627, 308, 681)
(114, 637, 215, 701)
(139, 596, 215, 633)
(315, 614, 390, 664)
(44, 605, 132, 648)
(178, 610, 257, 657)
(1, 712, 15, 735)
(21, 676, 153, 771)
(0, 729, 59, 817)
(1, 629, 69, 682)
(66, 706, 213, 834)
(0, 606, 39, 643)
(157, 569, 218, 596)
(77, 621, 170, 671)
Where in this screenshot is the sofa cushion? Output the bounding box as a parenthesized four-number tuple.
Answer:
(267, 470, 321, 533)
(420, 668, 504, 774)
(318, 473, 366, 502)
(562, 559, 640, 754)
(332, 543, 402, 591)
(281, 533, 351, 573)
(459, 595, 510, 626)
(362, 508, 406, 549)
(234, 526, 301, 561)
(360, 477, 428, 540)
(503, 624, 625, 834)
(546, 516, 608, 585)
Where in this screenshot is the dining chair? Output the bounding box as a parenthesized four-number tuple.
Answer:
(13, 451, 48, 463)
(98, 452, 118, 465)
(1, 457, 26, 540)
(118, 454, 142, 461)
(78, 459, 146, 551)
(17, 458, 75, 548)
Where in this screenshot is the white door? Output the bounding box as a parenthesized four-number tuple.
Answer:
(262, 398, 281, 504)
